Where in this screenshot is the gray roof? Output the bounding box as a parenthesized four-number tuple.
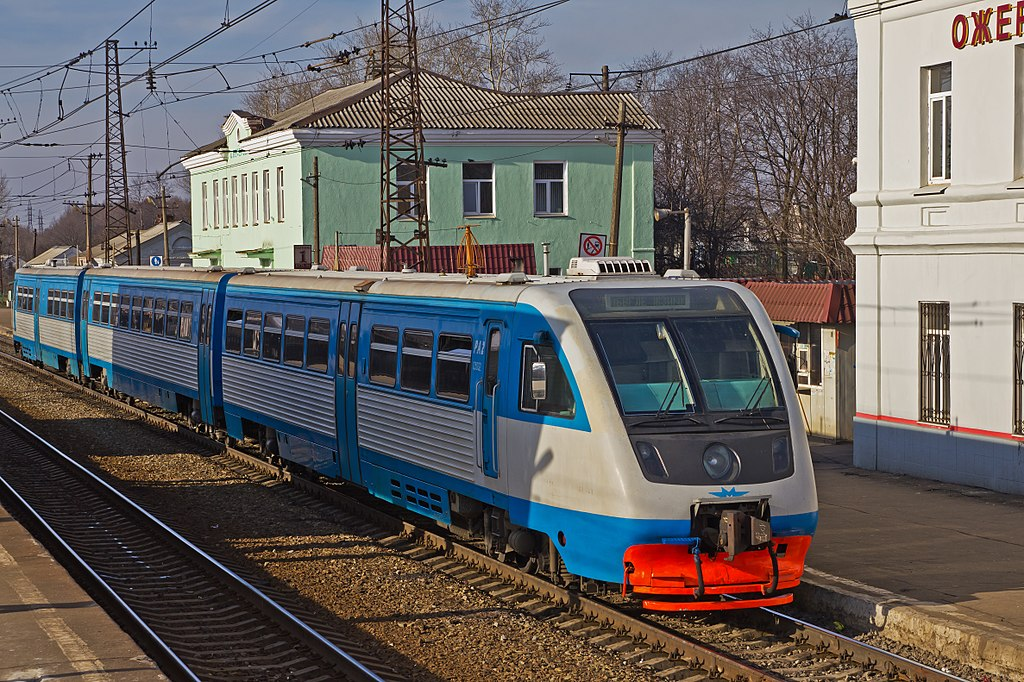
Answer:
(26, 245, 79, 266)
(109, 221, 188, 257)
(187, 71, 658, 158)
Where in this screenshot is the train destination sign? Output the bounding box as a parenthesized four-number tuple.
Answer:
(951, 3, 1024, 49)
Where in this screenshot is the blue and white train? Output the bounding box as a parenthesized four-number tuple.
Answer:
(13, 257, 817, 611)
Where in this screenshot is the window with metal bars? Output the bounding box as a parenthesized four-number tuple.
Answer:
(1014, 304, 1024, 435)
(919, 301, 950, 425)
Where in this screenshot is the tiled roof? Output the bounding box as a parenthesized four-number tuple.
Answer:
(259, 70, 659, 134)
(739, 281, 855, 324)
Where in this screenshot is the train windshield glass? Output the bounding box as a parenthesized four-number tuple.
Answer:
(571, 286, 781, 414)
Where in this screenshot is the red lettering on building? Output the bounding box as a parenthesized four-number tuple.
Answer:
(952, 13, 971, 48)
(972, 8, 995, 45)
(998, 3, 1013, 39)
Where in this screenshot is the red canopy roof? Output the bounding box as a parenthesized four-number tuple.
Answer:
(739, 281, 855, 324)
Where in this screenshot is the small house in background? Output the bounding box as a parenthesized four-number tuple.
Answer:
(109, 221, 193, 267)
(738, 280, 856, 441)
(26, 245, 79, 267)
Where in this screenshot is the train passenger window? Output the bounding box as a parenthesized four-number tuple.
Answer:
(131, 296, 143, 331)
(520, 343, 575, 418)
(153, 299, 166, 335)
(263, 313, 282, 362)
(347, 323, 358, 378)
(166, 300, 179, 339)
(100, 293, 111, 325)
(66, 291, 74, 319)
(199, 304, 211, 345)
(46, 291, 53, 316)
(118, 296, 130, 328)
(306, 318, 330, 373)
(437, 334, 472, 402)
(400, 329, 433, 393)
(142, 297, 154, 333)
(225, 309, 243, 353)
(179, 301, 194, 342)
(369, 326, 398, 387)
(92, 292, 101, 322)
(110, 295, 119, 325)
(243, 310, 262, 357)
(283, 315, 305, 366)
(337, 322, 347, 373)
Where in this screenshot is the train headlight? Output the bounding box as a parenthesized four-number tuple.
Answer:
(772, 436, 791, 473)
(703, 443, 740, 482)
(635, 441, 669, 480)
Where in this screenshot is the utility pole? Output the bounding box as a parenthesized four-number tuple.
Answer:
(160, 185, 168, 266)
(606, 101, 641, 257)
(105, 40, 132, 265)
(13, 216, 18, 268)
(311, 156, 320, 267)
(683, 207, 692, 271)
(334, 230, 341, 271)
(379, 0, 432, 272)
(601, 65, 610, 92)
(85, 153, 101, 263)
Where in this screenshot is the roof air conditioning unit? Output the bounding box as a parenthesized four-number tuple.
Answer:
(566, 257, 654, 276)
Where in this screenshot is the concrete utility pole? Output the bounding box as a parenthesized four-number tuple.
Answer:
(311, 156, 320, 267)
(13, 216, 18, 268)
(683, 207, 692, 271)
(160, 185, 169, 266)
(601, 65, 610, 92)
(607, 102, 641, 257)
(334, 230, 341, 271)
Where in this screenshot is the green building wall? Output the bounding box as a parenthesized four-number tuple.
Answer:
(189, 136, 654, 272)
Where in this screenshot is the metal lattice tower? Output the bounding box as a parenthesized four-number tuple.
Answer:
(104, 40, 132, 265)
(379, 0, 431, 272)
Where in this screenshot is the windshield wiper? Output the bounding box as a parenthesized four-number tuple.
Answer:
(714, 411, 787, 425)
(631, 414, 704, 428)
(743, 376, 771, 412)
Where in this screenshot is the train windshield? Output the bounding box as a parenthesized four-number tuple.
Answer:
(570, 286, 781, 415)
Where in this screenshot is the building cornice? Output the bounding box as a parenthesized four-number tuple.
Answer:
(180, 150, 226, 171)
(851, 181, 1024, 208)
(846, 225, 1024, 255)
(288, 127, 661, 147)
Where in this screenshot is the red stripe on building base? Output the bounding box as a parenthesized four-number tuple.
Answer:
(855, 412, 1024, 443)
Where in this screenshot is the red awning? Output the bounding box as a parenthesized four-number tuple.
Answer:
(740, 281, 855, 324)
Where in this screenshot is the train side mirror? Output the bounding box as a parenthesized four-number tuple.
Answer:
(530, 361, 548, 401)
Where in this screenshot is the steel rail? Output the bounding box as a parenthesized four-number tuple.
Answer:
(0, 398, 386, 682)
(0, 341, 968, 681)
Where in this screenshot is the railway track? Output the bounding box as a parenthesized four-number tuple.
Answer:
(0, 400, 394, 682)
(0, 338, 969, 681)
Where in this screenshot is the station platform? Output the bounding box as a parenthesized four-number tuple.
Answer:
(0, 502, 165, 681)
(802, 439, 1024, 680)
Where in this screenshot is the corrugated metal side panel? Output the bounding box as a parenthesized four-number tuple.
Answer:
(110, 330, 198, 392)
(87, 325, 113, 363)
(324, 244, 536, 275)
(14, 311, 35, 340)
(357, 385, 477, 481)
(222, 355, 335, 437)
(38, 317, 74, 353)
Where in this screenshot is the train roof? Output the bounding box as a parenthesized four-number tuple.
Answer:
(82, 265, 235, 285)
(16, 264, 88, 278)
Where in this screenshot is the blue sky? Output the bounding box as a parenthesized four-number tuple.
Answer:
(0, 0, 849, 222)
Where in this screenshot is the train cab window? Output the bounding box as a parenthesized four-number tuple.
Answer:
(520, 343, 575, 418)
(179, 301, 194, 342)
(100, 293, 111, 325)
(92, 292, 101, 322)
(153, 299, 166, 335)
(306, 318, 330, 373)
(437, 334, 472, 402)
(347, 323, 358, 378)
(263, 313, 282, 362)
(369, 326, 399, 387)
(243, 310, 262, 357)
(337, 322, 347, 373)
(118, 296, 130, 328)
(142, 297, 154, 333)
(131, 296, 143, 331)
(225, 309, 243, 353)
(166, 300, 179, 339)
(400, 329, 433, 393)
(283, 315, 305, 366)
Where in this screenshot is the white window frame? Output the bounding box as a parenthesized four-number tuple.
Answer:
(201, 182, 208, 230)
(533, 161, 567, 216)
(251, 171, 259, 226)
(262, 169, 271, 223)
(212, 179, 220, 228)
(241, 173, 248, 226)
(926, 63, 952, 184)
(231, 176, 238, 227)
(222, 176, 229, 229)
(276, 166, 285, 222)
(462, 162, 494, 217)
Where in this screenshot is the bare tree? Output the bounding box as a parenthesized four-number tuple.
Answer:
(466, 0, 560, 91)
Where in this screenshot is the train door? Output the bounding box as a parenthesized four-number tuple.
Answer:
(197, 290, 216, 424)
(480, 321, 504, 479)
(337, 301, 362, 485)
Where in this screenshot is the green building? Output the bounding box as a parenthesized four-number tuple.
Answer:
(181, 72, 659, 273)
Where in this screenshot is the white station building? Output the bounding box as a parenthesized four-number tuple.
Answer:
(849, 0, 1024, 494)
